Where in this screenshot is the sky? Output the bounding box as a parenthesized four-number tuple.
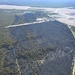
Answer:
(0, 0, 75, 7)
(1, 0, 74, 2)
(0, 0, 74, 2)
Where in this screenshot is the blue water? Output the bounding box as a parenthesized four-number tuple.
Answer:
(0, 1, 75, 8)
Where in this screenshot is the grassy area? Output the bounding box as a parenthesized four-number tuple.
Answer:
(71, 26, 75, 32)
(0, 9, 18, 74)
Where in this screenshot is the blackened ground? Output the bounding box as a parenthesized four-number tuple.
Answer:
(9, 20, 75, 75)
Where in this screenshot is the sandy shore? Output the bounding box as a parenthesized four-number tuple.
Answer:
(0, 5, 75, 26)
(0, 5, 31, 10)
